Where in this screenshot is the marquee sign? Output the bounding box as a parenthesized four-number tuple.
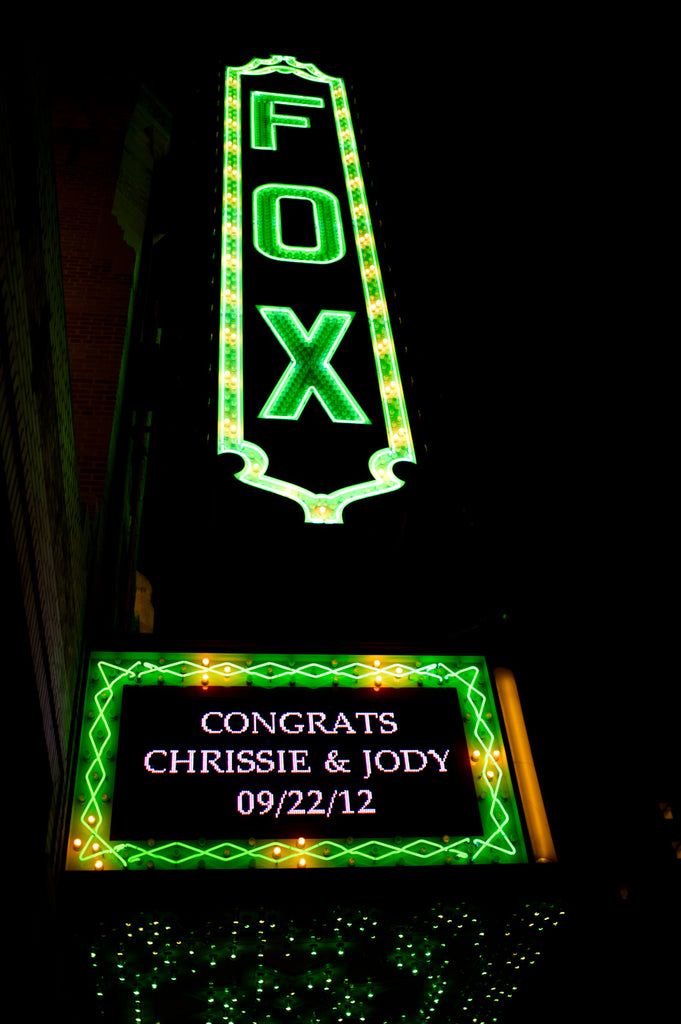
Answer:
(218, 55, 415, 523)
(65, 653, 529, 870)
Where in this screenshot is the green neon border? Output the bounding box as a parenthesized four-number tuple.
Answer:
(218, 55, 415, 523)
(65, 653, 528, 871)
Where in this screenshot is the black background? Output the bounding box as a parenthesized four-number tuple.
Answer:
(38, 28, 676, 877)
(110, 684, 481, 841)
(133, 47, 579, 849)
(75, 38, 674, 875)
(40, 25, 678, 1020)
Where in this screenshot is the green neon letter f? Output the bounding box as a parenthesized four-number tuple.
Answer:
(251, 92, 324, 150)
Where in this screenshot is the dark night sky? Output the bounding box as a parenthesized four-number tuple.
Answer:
(43, 32, 676, 875)
(27, 31, 674, 1024)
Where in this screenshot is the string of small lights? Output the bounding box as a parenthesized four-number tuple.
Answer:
(77, 899, 566, 1023)
(218, 55, 415, 523)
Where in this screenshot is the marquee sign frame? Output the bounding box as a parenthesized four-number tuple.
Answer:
(65, 652, 530, 871)
(218, 55, 415, 523)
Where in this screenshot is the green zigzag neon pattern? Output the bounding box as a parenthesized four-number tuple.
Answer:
(218, 55, 415, 523)
(66, 653, 528, 871)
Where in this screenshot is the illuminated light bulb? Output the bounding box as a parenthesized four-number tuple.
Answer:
(493, 749, 501, 759)
(297, 857, 306, 868)
(202, 657, 209, 666)
(373, 659, 381, 667)
(92, 843, 100, 853)
(272, 846, 282, 859)
(73, 838, 82, 850)
(472, 750, 481, 761)
(87, 814, 96, 825)
(486, 769, 495, 779)
(94, 860, 104, 871)
(297, 837, 305, 847)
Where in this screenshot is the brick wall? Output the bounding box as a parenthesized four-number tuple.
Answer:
(51, 93, 137, 517)
(1, 52, 89, 866)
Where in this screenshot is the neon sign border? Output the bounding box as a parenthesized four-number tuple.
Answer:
(65, 653, 528, 871)
(218, 55, 416, 524)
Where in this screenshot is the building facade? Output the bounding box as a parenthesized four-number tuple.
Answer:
(2, 44, 677, 1022)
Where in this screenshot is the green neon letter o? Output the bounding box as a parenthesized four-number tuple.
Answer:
(253, 184, 346, 264)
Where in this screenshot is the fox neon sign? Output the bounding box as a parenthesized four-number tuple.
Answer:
(218, 55, 415, 523)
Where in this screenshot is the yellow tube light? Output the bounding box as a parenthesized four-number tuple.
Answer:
(493, 667, 557, 864)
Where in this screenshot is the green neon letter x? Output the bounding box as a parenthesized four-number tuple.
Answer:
(251, 91, 324, 150)
(258, 307, 369, 424)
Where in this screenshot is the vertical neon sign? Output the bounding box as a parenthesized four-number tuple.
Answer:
(219, 55, 415, 523)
